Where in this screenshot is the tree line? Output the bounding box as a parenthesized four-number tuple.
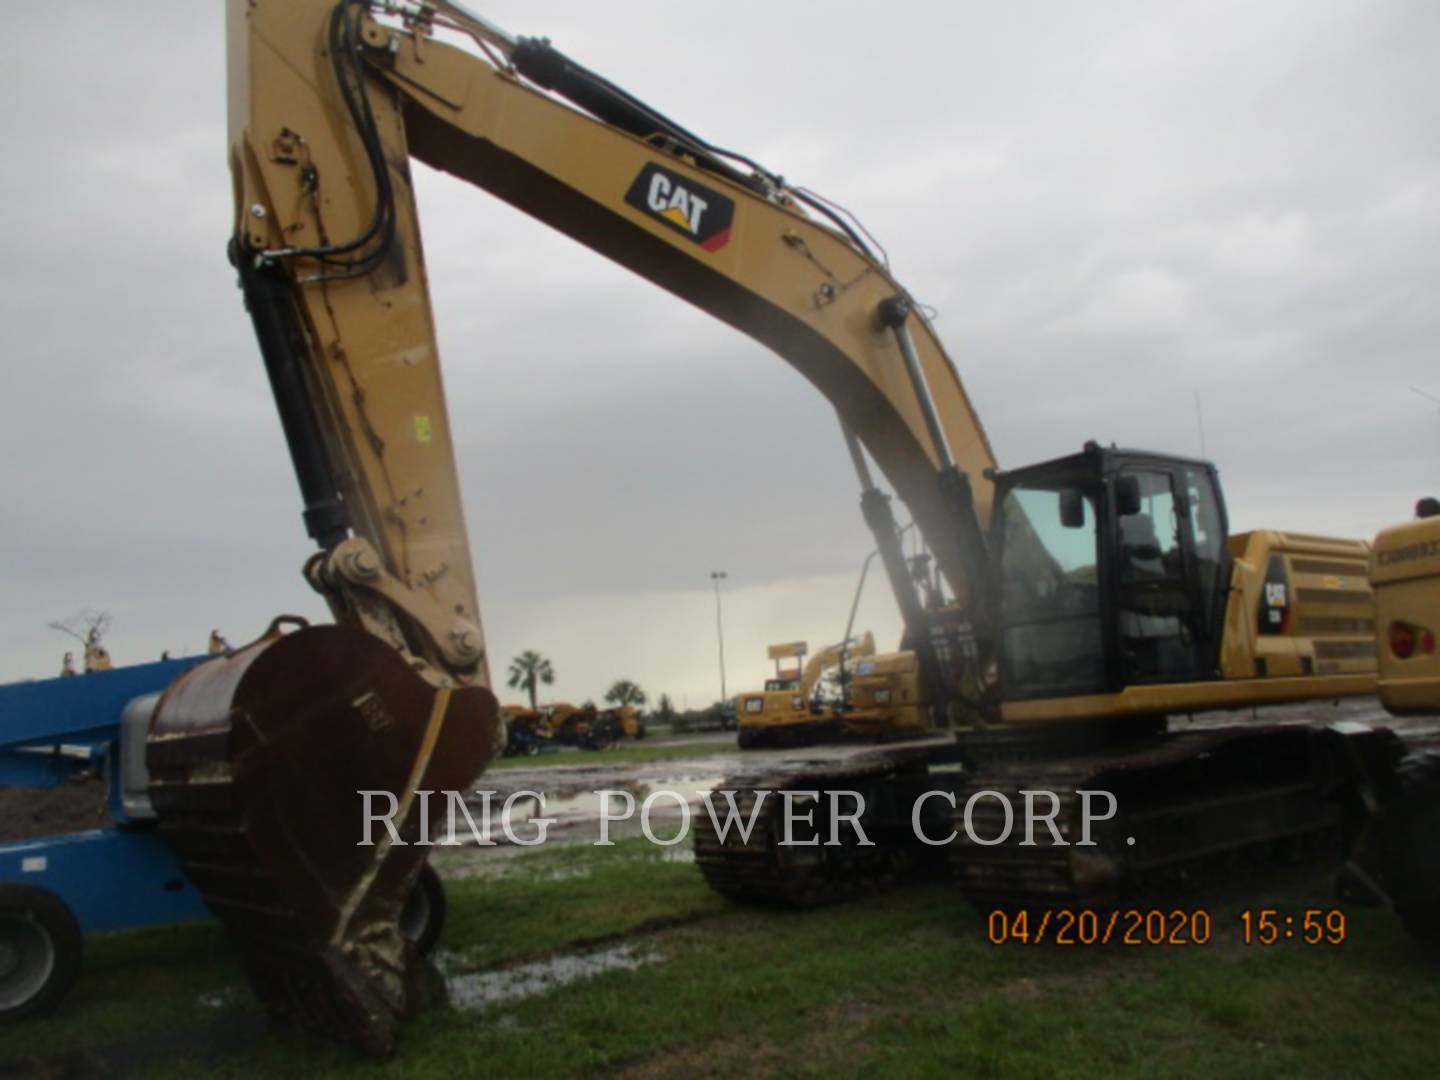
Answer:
(504, 651, 730, 730)
(505, 650, 648, 712)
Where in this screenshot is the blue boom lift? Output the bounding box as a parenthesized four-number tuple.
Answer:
(0, 656, 444, 1019)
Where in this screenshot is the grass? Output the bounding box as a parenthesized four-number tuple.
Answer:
(489, 739, 733, 771)
(3, 841, 1438, 1078)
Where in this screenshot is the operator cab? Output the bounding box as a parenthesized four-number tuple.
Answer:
(764, 677, 802, 692)
(991, 441, 1230, 701)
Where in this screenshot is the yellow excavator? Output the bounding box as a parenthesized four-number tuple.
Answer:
(146, 0, 1435, 1053)
(544, 702, 643, 746)
(1372, 502, 1440, 712)
(499, 701, 641, 754)
(736, 634, 876, 748)
(842, 649, 932, 739)
(1337, 503, 1440, 936)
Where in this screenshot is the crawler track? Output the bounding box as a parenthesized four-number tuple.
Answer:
(694, 727, 1350, 913)
(693, 748, 943, 907)
(950, 727, 1343, 908)
(737, 721, 842, 751)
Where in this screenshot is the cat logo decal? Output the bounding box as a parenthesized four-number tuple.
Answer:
(625, 164, 734, 252)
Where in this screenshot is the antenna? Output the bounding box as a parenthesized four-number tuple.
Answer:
(1194, 389, 1207, 458)
(1410, 386, 1440, 410)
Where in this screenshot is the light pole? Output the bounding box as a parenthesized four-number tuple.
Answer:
(710, 570, 728, 705)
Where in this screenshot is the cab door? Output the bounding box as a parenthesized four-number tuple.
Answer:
(1109, 465, 1216, 684)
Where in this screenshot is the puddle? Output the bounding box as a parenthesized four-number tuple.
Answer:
(447, 779, 727, 846)
(197, 987, 239, 1009)
(434, 736, 966, 850)
(430, 947, 472, 976)
(441, 945, 660, 1012)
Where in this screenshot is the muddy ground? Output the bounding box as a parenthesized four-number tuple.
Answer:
(3, 698, 1438, 1076)
(3, 698, 1434, 853)
(432, 695, 1440, 872)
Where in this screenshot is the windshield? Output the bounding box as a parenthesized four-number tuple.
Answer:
(998, 483, 1107, 698)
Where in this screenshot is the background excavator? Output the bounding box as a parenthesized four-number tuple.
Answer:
(1336, 505, 1440, 935)
(736, 635, 876, 749)
(21, 0, 1417, 1055)
(498, 701, 640, 755)
(541, 702, 644, 747)
(1373, 504, 1440, 713)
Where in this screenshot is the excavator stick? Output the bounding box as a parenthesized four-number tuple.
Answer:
(146, 622, 497, 1056)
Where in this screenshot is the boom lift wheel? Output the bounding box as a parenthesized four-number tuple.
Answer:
(399, 864, 447, 957)
(0, 884, 83, 1021)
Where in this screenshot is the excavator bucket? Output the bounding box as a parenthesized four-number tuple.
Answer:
(146, 623, 497, 1056)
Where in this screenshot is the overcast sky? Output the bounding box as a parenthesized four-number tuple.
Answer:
(2, 1, 1437, 705)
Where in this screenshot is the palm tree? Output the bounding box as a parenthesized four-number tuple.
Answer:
(507, 650, 555, 710)
(604, 679, 647, 710)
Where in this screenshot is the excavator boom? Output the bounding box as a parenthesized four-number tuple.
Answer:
(230, 1, 1000, 616)
(801, 633, 877, 697)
